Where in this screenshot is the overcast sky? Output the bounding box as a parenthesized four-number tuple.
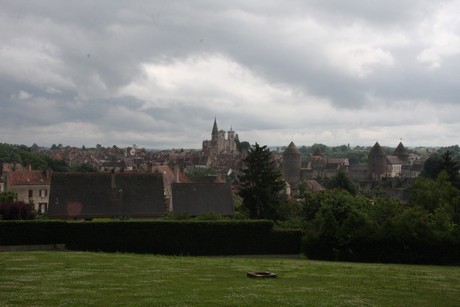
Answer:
(1, 1, 459, 149)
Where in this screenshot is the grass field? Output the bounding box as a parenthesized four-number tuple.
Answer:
(0, 251, 459, 306)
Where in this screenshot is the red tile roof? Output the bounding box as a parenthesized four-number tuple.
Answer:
(8, 170, 51, 186)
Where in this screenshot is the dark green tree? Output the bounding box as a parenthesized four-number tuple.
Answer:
(71, 163, 98, 172)
(440, 150, 459, 187)
(235, 134, 250, 152)
(0, 191, 17, 202)
(238, 143, 285, 219)
(410, 170, 460, 223)
(422, 153, 443, 180)
(326, 170, 358, 195)
(185, 167, 218, 182)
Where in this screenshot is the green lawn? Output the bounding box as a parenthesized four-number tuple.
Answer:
(0, 251, 459, 306)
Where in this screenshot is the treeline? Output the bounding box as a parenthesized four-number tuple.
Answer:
(299, 171, 460, 264)
(273, 143, 460, 165)
(0, 143, 96, 172)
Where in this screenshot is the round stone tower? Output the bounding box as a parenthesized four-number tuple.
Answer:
(283, 142, 301, 190)
(368, 142, 387, 181)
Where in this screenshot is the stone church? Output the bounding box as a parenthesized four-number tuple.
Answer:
(202, 118, 239, 156)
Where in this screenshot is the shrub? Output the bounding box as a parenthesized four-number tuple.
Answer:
(302, 190, 460, 264)
(0, 201, 36, 220)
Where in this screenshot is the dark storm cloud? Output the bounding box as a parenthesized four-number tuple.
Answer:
(0, 1, 459, 148)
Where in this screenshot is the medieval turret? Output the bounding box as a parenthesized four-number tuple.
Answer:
(368, 142, 387, 181)
(283, 142, 301, 190)
(393, 142, 409, 162)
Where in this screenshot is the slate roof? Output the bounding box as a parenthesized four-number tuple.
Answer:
(349, 164, 368, 171)
(326, 158, 349, 166)
(48, 172, 165, 218)
(171, 183, 234, 216)
(386, 155, 403, 165)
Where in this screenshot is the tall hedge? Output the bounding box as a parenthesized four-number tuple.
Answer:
(0, 220, 301, 255)
(0, 220, 68, 245)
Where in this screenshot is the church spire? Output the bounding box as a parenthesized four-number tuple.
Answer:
(212, 117, 218, 141)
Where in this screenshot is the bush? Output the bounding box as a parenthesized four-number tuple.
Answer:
(301, 190, 460, 264)
(0, 201, 36, 220)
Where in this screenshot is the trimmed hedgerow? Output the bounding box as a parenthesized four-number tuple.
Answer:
(0, 220, 68, 245)
(0, 220, 301, 255)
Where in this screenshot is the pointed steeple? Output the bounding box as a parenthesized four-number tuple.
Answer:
(211, 118, 218, 141)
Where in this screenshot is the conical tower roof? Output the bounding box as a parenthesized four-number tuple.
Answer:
(369, 142, 385, 156)
(393, 141, 409, 161)
(284, 142, 300, 155)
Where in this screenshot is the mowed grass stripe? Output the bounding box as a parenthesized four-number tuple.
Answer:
(0, 251, 459, 306)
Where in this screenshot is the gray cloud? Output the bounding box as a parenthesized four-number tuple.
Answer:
(0, 1, 459, 148)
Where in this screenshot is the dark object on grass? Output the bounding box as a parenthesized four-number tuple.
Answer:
(247, 272, 277, 278)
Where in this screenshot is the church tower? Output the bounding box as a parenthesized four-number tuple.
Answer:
(202, 118, 239, 156)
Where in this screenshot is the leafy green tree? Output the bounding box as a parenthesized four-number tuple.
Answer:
(302, 189, 372, 260)
(185, 167, 219, 182)
(44, 156, 70, 172)
(440, 150, 460, 187)
(0, 143, 22, 164)
(326, 170, 358, 195)
(422, 153, 443, 180)
(235, 135, 250, 152)
(238, 143, 285, 219)
(410, 171, 460, 223)
(71, 163, 98, 172)
(0, 191, 17, 202)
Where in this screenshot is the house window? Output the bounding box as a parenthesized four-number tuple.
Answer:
(28, 190, 33, 198)
(38, 203, 47, 214)
(39, 189, 48, 198)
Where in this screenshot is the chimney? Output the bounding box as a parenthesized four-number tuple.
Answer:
(148, 162, 153, 173)
(174, 165, 180, 183)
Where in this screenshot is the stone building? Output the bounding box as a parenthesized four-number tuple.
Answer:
(368, 141, 410, 180)
(368, 142, 388, 181)
(304, 147, 349, 179)
(282, 142, 301, 190)
(2, 164, 51, 214)
(202, 118, 238, 156)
